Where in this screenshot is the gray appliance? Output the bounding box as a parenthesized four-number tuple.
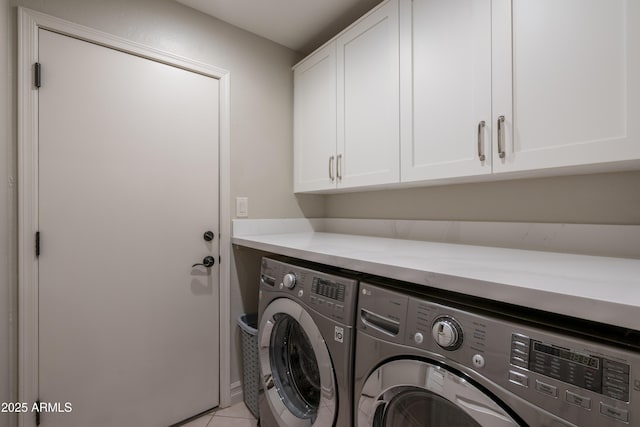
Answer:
(258, 257, 359, 427)
(354, 280, 640, 427)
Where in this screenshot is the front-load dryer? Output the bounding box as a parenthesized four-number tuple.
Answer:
(354, 280, 640, 427)
(258, 257, 359, 427)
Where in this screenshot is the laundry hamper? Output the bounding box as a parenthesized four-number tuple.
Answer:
(237, 313, 260, 419)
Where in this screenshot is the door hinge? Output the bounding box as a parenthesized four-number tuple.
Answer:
(34, 62, 41, 88)
(35, 231, 40, 257)
(35, 399, 41, 425)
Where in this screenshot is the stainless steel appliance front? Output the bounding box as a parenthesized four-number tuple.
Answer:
(258, 257, 358, 427)
(355, 282, 639, 427)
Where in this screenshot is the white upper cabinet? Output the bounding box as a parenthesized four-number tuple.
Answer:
(401, 0, 492, 182)
(293, 0, 400, 193)
(492, 0, 640, 173)
(295, 0, 640, 193)
(336, 0, 400, 189)
(293, 43, 337, 193)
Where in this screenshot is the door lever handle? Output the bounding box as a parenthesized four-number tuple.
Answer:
(192, 256, 215, 268)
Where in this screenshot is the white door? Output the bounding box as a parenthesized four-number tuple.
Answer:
(38, 29, 220, 426)
(400, 0, 492, 182)
(293, 43, 338, 193)
(492, 0, 640, 172)
(336, 0, 400, 189)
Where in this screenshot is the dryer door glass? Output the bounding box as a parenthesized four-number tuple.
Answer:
(270, 313, 321, 420)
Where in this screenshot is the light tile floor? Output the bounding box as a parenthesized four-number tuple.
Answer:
(181, 401, 258, 427)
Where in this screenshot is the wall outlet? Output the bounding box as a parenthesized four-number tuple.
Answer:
(236, 197, 249, 218)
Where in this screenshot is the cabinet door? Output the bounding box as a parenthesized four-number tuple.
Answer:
(492, 0, 640, 173)
(400, 0, 492, 182)
(336, 0, 400, 189)
(294, 43, 337, 192)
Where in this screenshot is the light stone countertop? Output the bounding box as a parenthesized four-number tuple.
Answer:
(232, 229, 640, 331)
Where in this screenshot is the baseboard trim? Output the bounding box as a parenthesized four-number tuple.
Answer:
(229, 380, 243, 407)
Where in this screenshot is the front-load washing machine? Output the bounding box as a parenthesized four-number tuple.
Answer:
(354, 280, 640, 427)
(258, 257, 359, 427)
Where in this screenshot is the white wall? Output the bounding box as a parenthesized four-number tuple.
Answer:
(0, 1, 324, 423)
(326, 171, 640, 224)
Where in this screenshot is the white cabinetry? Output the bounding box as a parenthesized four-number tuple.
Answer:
(296, 0, 640, 192)
(337, 0, 400, 189)
(402, 0, 640, 183)
(293, 43, 336, 192)
(492, 0, 640, 173)
(400, 0, 492, 182)
(293, 0, 399, 193)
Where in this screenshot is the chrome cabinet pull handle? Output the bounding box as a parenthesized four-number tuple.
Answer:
(337, 154, 342, 181)
(497, 115, 506, 159)
(329, 155, 335, 181)
(477, 121, 486, 161)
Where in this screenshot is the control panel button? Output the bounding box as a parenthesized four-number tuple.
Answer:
(565, 391, 591, 409)
(603, 359, 631, 402)
(535, 380, 558, 398)
(510, 334, 530, 370)
(298, 290, 304, 298)
(472, 354, 485, 368)
(326, 302, 334, 310)
(603, 385, 630, 403)
(603, 359, 630, 373)
(335, 304, 343, 313)
(310, 296, 317, 304)
(414, 332, 424, 344)
(511, 334, 530, 348)
(511, 347, 527, 357)
(510, 356, 528, 369)
(600, 402, 629, 422)
(509, 371, 529, 388)
(512, 340, 528, 348)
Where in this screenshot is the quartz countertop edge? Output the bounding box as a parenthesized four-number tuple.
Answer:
(232, 231, 640, 332)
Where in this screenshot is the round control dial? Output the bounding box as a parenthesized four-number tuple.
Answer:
(432, 317, 463, 350)
(282, 273, 297, 289)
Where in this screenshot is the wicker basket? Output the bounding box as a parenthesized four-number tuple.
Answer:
(237, 313, 260, 418)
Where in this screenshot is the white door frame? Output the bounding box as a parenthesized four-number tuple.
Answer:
(17, 7, 232, 426)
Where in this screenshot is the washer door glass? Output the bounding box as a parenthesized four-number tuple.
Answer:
(270, 312, 321, 419)
(376, 388, 480, 427)
(260, 298, 337, 427)
(359, 359, 519, 427)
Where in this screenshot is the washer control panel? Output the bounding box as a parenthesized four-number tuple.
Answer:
(260, 257, 358, 325)
(357, 281, 640, 427)
(508, 333, 633, 424)
(511, 334, 630, 403)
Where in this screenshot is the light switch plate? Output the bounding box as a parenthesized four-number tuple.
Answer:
(236, 197, 249, 218)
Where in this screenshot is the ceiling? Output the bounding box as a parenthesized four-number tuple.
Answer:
(176, 0, 383, 54)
